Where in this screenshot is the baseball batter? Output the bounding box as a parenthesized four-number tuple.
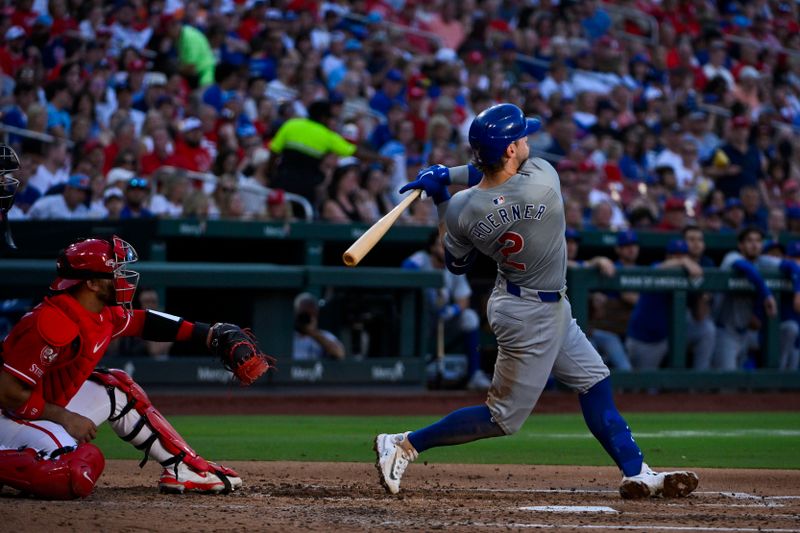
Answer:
(0, 236, 272, 499)
(374, 103, 699, 499)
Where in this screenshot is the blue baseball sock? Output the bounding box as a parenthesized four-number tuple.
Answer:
(464, 329, 481, 377)
(407, 405, 505, 453)
(579, 377, 643, 477)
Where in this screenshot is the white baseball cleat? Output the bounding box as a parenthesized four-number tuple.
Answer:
(374, 432, 418, 494)
(158, 462, 242, 494)
(619, 462, 699, 499)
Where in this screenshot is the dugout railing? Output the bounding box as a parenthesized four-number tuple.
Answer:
(1, 257, 799, 389)
(567, 266, 800, 390)
(0, 259, 442, 387)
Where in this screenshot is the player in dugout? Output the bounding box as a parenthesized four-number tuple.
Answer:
(374, 103, 699, 499)
(0, 236, 273, 499)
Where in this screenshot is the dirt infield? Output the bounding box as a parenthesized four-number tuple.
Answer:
(3, 391, 798, 531)
(3, 461, 799, 532)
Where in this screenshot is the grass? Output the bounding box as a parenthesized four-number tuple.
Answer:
(94, 412, 800, 470)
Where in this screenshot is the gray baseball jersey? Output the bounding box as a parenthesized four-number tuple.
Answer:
(444, 158, 567, 291)
(442, 157, 608, 434)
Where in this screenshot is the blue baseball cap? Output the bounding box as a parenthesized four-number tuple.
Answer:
(616, 230, 638, 246)
(725, 198, 744, 210)
(565, 228, 582, 242)
(666, 238, 689, 255)
(786, 241, 800, 258)
(386, 69, 404, 82)
(236, 123, 258, 137)
(66, 174, 91, 190)
(344, 39, 362, 52)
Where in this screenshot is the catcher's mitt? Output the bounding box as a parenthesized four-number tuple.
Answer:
(208, 323, 274, 385)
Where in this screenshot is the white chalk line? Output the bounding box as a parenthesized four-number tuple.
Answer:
(478, 487, 799, 500)
(527, 429, 800, 439)
(515, 507, 798, 519)
(441, 523, 800, 532)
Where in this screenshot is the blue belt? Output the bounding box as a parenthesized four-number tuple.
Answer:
(505, 280, 562, 302)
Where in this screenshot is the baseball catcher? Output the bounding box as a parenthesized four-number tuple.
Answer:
(0, 236, 274, 499)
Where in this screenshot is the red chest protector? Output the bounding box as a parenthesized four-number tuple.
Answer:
(42, 295, 122, 406)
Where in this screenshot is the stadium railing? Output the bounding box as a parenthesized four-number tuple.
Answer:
(1, 254, 799, 389)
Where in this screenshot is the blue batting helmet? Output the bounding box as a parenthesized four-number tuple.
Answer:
(468, 103, 542, 166)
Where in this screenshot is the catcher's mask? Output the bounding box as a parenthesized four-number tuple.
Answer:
(0, 144, 20, 175)
(51, 235, 140, 313)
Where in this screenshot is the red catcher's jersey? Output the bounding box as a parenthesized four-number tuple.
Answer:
(1, 294, 138, 407)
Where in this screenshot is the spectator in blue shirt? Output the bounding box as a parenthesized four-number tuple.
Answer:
(44, 79, 72, 137)
(369, 69, 406, 117)
(202, 63, 242, 113)
(625, 239, 704, 370)
(1, 83, 36, 151)
(704, 116, 763, 199)
(740, 185, 768, 231)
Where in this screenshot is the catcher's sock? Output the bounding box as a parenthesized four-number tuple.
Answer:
(464, 329, 481, 377)
(579, 377, 643, 477)
(407, 405, 504, 453)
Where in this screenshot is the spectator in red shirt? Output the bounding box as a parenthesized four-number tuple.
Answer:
(139, 127, 176, 177)
(102, 118, 138, 176)
(656, 196, 688, 231)
(48, 0, 78, 38)
(10, 0, 37, 33)
(0, 26, 27, 77)
(172, 117, 214, 173)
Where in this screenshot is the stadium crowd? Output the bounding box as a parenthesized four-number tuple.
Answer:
(1, 0, 800, 372)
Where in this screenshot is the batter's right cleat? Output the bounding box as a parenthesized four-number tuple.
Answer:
(158, 462, 242, 494)
(374, 432, 418, 494)
(619, 463, 699, 499)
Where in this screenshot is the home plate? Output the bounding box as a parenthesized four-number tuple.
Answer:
(519, 505, 619, 514)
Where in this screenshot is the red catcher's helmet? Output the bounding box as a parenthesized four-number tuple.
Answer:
(50, 236, 139, 312)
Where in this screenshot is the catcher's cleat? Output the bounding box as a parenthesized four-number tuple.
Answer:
(619, 462, 698, 499)
(158, 462, 242, 494)
(374, 432, 418, 495)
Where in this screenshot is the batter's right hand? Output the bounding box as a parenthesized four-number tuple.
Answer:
(399, 164, 452, 204)
(62, 412, 98, 444)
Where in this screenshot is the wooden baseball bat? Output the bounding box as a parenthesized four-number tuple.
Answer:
(342, 189, 422, 267)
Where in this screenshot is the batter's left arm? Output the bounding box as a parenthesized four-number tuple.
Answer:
(442, 206, 478, 275)
(448, 165, 483, 187)
(444, 248, 478, 275)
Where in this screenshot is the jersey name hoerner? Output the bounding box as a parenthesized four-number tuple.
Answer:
(444, 158, 567, 291)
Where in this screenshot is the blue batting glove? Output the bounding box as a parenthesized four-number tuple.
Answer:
(438, 303, 461, 321)
(399, 164, 451, 204)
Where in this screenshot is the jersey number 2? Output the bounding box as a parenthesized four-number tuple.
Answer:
(499, 232, 526, 271)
